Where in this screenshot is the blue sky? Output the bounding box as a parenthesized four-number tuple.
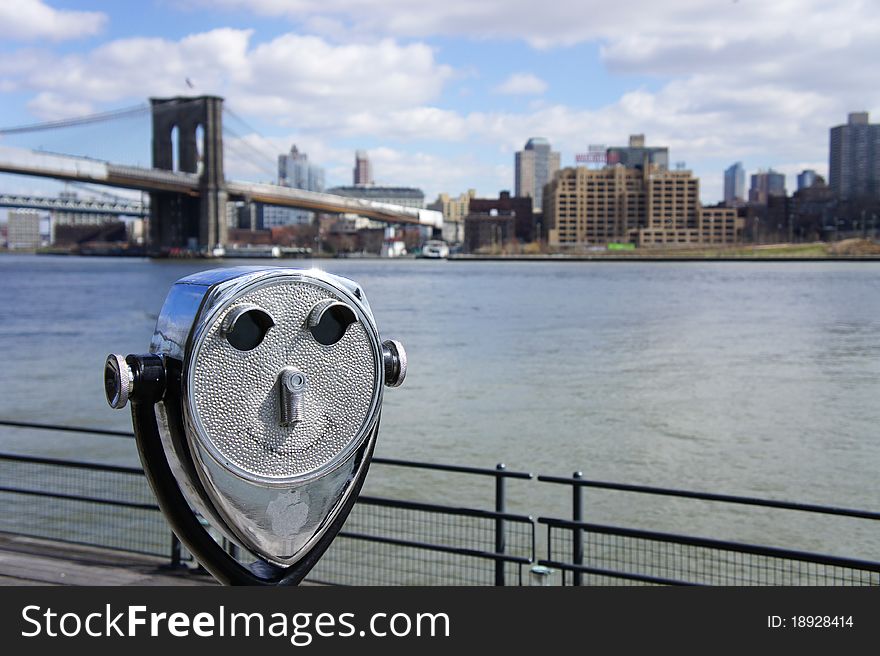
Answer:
(1, 0, 879, 204)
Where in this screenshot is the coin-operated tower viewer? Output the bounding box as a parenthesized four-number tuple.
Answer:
(104, 267, 407, 585)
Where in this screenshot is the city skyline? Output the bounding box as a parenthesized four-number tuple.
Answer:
(0, 1, 879, 204)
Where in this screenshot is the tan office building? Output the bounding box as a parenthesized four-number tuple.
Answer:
(696, 206, 744, 245)
(546, 166, 743, 248)
(428, 189, 476, 243)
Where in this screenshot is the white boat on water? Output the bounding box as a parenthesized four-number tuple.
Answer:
(219, 245, 282, 259)
(419, 240, 449, 259)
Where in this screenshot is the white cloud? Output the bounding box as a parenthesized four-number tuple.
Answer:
(301, 68, 857, 202)
(26, 92, 95, 120)
(338, 107, 468, 141)
(195, 1, 878, 53)
(241, 35, 451, 116)
(366, 147, 491, 192)
(222, 132, 506, 200)
(0, 29, 452, 124)
(0, 0, 106, 41)
(193, 0, 665, 47)
(493, 73, 547, 96)
(193, 0, 880, 104)
(0, 30, 251, 108)
(176, 1, 880, 200)
(5, 2, 880, 204)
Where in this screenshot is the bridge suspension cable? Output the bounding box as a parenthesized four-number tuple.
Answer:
(224, 107, 283, 162)
(0, 104, 150, 136)
(222, 124, 279, 181)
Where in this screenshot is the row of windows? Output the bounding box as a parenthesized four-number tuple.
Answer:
(557, 199, 646, 203)
(640, 231, 700, 237)
(557, 202, 647, 206)
(555, 195, 693, 202)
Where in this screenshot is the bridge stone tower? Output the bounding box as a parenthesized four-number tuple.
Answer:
(150, 96, 227, 253)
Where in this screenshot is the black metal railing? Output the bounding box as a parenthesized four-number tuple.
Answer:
(536, 473, 880, 586)
(2, 420, 879, 586)
(309, 459, 534, 585)
(0, 420, 534, 585)
(0, 451, 176, 561)
(310, 496, 534, 585)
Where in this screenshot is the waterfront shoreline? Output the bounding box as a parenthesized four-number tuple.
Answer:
(6, 238, 880, 262)
(5, 251, 880, 263)
(448, 253, 880, 262)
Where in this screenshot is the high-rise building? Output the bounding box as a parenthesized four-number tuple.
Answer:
(544, 165, 743, 248)
(796, 169, 818, 191)
(829, 112, 880, 200)
(279, 145, 324, 192)
(749, 170, 786, 205)
(606, 135, 669, 171)
(515, 138, 560, 211)
(724, 162, 746, 206)
(353, 150, 373, 186)
(270, 145, 325, 227)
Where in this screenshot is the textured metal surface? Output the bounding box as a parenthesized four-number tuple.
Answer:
(189, 278, 378, 481)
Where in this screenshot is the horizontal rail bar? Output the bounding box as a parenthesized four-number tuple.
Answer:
(0, 451, 144, 475)
(358, 495, 533, 523)
(539, 517, 880, 573)
(0, 421, 533, 479)
(537, 474, 880, 521)
(537, 559, 697, 586)
(337, 530, 532, 565)
(0, 452, 144, 475)
(0, 486, 160, 512)
(372, 456, 532, 479)
(0, 420, 134, 439)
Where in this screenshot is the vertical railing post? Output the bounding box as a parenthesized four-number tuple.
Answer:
(495, 463, 506, 586)
(170, 533, 181, 568)
(572, 471, 583, 586)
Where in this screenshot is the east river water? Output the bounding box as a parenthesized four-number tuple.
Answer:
(1, 255, 878, 560)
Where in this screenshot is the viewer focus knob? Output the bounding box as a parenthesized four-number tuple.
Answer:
(382, 340, 407, 388)
(104, 353, 133, 409)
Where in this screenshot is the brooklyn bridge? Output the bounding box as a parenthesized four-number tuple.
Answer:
(0, 96, 441, 254)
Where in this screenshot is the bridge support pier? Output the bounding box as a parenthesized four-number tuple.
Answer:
(150, 96, 226, 253)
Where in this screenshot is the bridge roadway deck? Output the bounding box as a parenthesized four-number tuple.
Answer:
(0, 146, 441, 227)
(0, 532, 216, 586)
